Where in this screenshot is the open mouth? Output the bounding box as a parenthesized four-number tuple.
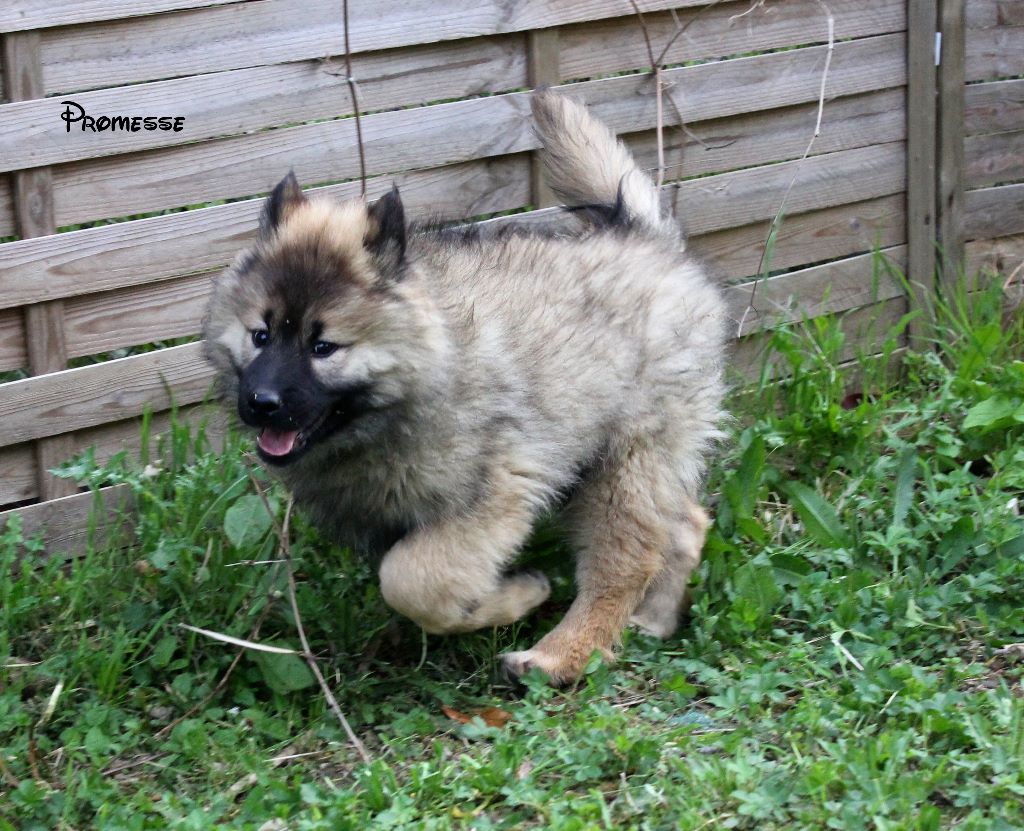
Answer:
(254, 408, 333, 466)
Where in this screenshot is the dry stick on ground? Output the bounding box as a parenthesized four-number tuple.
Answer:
(735, 0, 835, 338)
(247, 469, 373, 766)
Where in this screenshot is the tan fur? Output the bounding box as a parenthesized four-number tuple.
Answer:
(203, 91, 728, 685)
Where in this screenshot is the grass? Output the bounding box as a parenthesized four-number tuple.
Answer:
(3, 271, 1024, 830)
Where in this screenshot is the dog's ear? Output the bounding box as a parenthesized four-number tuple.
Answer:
(365, 185, 406, 277)
(259, 171, 306, 239)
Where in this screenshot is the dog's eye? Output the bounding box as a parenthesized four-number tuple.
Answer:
(251, 329, 270, 348)
(311, 340, 339, 358)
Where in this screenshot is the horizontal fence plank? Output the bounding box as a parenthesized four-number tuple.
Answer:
(47, 32, 906, 228)
(966, 0, 1024, 29)
(0, 402, 227, 507)
(731, 296, 908, 385)
(964, 183, 1024, 240)
(0, 342, 214, 447)
(726, 247, 907, 337)
(1, 155, 530, 312)
(36, 0, 905, 95)
(626, 89, 906, 184)
(966, 22, 1024, 82)
(0, 0, 243, 32)
(964, 78, 1024, 136)
(966, 130, 1024, 189)
(668, 142, 905, 238)
(0, 485, 132, 560)
(1, 139, 904, 313)
(2, 32, 905, 207)
(964, 233, 1024, 277)
(561, 0, 904, 80)
(691, 194, 906, 285)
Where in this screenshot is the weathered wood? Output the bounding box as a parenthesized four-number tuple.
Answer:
(964, 183, 1024, 240)
(2, 1, 245, 33)
(527, 27, 560, 209)
(937, 0, 966, 289)
(0, 156, 530, 313)
(726, 247, 907, 337)
(906, 0, 938, 347)
(0, 403, 228, 507)
(0, 444, 35, 506)
(690, 195, 906, 285)
(731, 297, 909, 385)
(40, 4, 527, 96)
(561, 0, 905, 80)
(0, 342, 215, 448)
(2, 30, 76, 500)
(46, 33, 906, 228)
(4, 0, 718, 54)
(1, 141, 904, 313)
(626, 89, 906, 183)
(0, 309, 26, 371)
(965, 130, 1024, 189)
(0, 485, 133, 561)
(966, 0, 1024, 29)
(964, 233, 1024, 278)
(965, 78, 1024, 135)
(965, 21, 1024, 82)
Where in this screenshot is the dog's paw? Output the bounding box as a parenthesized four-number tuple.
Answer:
(500, 644, 597, 688)
(628, 610, 677, 640)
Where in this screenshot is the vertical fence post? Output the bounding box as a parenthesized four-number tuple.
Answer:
(906, 0, 938, 348)
(936, 0, 966, 293)
(527, 28, 560, 209)
(1, 32, 77, 501)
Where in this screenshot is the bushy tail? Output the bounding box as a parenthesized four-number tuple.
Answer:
(531, 88, 675, 238)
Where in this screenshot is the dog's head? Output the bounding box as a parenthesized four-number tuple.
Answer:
(204, 172, 446, 465)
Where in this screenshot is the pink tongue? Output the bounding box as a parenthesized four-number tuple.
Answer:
(257, 428, 299, 456)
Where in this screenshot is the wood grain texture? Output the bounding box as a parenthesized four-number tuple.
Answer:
(966, 0, 1024, 29)
(906, 0, 938, 347)
(0, 309, 26, 371)
(0, 342, 215, 447)
(1, 156, 529, 313)
(731, 297, 908, 384)
(527, 27, 560, 209)
(2, 140, 903, 312)
(726, 246, 907, 337)
(47, 33, 906, 228)
(3, 30, 76, 500)
(965, 19, 1024, 81)
(690, 195, 906, 285)
(1, 0, 243, 32)
(626, 89, 906, 186)
(560, 0, 905, 80)
(965, 78, 1024, 136)
(966, 130, 1024, 189)
(0, 443, 35, 506)
(937, 0, 966, 286)
(0, 485, 132, 561)
(964, 183, 1024, 240)
(964, 233, 1024, 277)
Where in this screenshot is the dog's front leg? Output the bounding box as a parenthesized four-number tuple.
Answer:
(378, 473, 550, 634)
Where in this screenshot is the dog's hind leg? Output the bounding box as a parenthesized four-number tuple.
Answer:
(378, 469, 551, 635)
(502, 439, 681, 685)
(629, 497, 708, 639)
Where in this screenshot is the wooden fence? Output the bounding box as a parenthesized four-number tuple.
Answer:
(0, 0, 1021, 553)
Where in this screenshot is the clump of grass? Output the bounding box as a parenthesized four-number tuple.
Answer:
(2, 264, 1023, 830)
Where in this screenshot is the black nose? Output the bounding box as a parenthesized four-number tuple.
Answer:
(250, 390, 282, 416)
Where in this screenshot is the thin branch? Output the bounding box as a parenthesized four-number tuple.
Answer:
(276, 497, 373, 765)
(736, 1, 834, 338)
